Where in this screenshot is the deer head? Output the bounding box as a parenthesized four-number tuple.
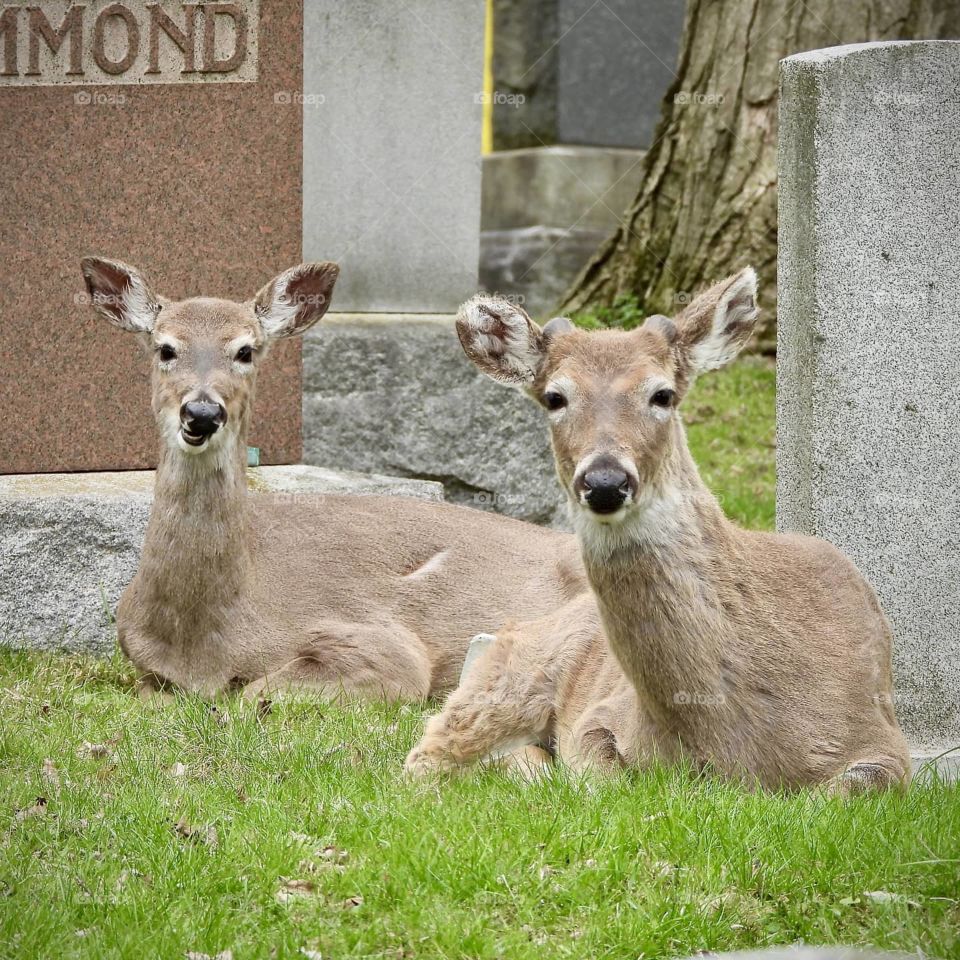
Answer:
(457, 269, 759, 529)
(80, 258, 339, 461)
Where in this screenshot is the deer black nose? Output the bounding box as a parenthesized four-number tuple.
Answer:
(582, 466, 631, 514)
(180, 400, 225, 438)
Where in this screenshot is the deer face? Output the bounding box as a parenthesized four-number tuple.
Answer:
(457, 269, 759, 529)
(80, 258, 339, 460)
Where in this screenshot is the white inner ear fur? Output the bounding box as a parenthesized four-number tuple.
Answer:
(460, 295, 543, 384)
(689, 267, 758, 372)
(88, 266, 159, 333)
(256, 292, 299, 338)
(120, 272, 160, 333)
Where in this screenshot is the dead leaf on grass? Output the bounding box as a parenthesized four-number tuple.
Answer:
(41, 759, 60, 787)
(207, 705, 230, 726)
(319, 845, 348, 864)
(115, 869, 151, 892)
(342, 894, 364, 909)
(78, 734, 121, 760)
(15, 797, 48, 822)
(276, 878, 319, 903)
(864, 890, 921, 908)
(169, 762, 188, 778)
(173, 817, 219, 850)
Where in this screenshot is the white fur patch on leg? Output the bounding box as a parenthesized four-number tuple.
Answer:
(459, 632, 497, 685)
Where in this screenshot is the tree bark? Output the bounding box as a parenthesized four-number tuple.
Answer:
(558, 0, 960, 344)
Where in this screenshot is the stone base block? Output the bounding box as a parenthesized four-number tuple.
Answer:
(480, 225, 609, 317)
(0, 466, 441, 656)
(479, 146, 645, 316)
(303, 314, 567, 528)
(481, 146, 645, 233)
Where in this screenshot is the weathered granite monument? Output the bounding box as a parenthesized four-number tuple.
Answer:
(778, 41, 960, 765)
(300, 0, 566, 526)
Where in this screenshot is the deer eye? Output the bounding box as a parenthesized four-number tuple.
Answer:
(543, 390, 567, 411)
(235, 345, 254, 364)
(650, 388, 675, 408)
(158, 344, 177, 363)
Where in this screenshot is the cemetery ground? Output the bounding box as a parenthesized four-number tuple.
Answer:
(3, 355, 957, 958)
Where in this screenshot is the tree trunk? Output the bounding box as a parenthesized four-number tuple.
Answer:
(558, 0, 960, 344)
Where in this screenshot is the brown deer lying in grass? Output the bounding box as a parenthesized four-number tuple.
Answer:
(407, 269, 911, 793)
(79, 257, 589, 703)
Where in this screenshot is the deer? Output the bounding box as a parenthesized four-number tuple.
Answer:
(406, 268, 911, 794)
(79, 256, 593, 707)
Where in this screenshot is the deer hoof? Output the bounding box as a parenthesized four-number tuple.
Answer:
(403, 745, 459, 780)
(827, 760, 901, 796)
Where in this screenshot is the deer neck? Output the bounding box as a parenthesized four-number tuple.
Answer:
(574, 421, 739, 727)
(137, 426, 253, 642)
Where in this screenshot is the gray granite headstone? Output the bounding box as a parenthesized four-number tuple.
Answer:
(302, 0, 484, 312)
(302, 314, 567, 528)
(777, 42, 960, 757)
(490, 0, 685, 150)
(556, 0, 685, 148)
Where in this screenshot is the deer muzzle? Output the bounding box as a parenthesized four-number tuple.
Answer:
(573, 454, 639, 516)
(179, 399, 226, 446)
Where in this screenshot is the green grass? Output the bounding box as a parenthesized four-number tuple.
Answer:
(1, 652, 958, 960)
(684, 356, 777, 531)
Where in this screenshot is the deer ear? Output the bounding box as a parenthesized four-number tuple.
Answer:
(80, 257, 162, 333)
(456, 295, 547, 384)
(253, 261, 339, 339)
(678, 267, 759, 373)
(542, 315, 575, 338)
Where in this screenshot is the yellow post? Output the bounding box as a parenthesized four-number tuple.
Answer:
(482, 0, 494, 155)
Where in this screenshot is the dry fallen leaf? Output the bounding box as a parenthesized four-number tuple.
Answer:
(15, 797, 48, 822)
(864, 890, 921, 908)
(276, 878, 319, 903)
(319, 845, 348, 864)
(208, 705, 229, 726)
(115, 869, 150, 892)
(173, 817, 219, 849)
(78, 734, 121, 760)
(41, 759, 60, 788)
(342, 894, 364, 909)
(169, 762, 188, 778)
